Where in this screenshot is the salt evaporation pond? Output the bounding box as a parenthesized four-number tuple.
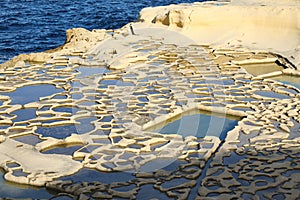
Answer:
(1, 84, 63, 105)
(1, 1, 299, 198)
(0, 84, 240, 198)
(0, 169, 54, 199)
(271, 75, 300, 89)
(153, 110, 240, 140)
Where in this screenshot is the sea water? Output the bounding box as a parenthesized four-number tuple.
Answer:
(0, 0, 209, 64)
(0, 0, 212, 198)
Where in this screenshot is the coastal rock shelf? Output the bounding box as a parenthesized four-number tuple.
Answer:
(0, 0, 300, 199)
(200, 96, 300, 199)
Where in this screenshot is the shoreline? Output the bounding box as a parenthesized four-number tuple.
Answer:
(0, 0, 300, 198)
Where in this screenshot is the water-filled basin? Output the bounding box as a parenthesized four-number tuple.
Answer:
(150, 109, 240, 140)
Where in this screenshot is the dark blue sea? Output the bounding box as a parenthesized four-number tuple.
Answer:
(0, 0, 209, 64)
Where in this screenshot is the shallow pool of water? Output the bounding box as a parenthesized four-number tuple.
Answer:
(1, 84, 63, 105)
(11, 108, 36, 122)
(271, 75, 300, 89)
(242, 62, 283, 76)
(36, 124, 77, 139)
(12, 134, 43, 146)
(152, 110, 240, 140)
(0, 170, 54, 199)
(41, 144, 82, 155)
(76, 66, 109, 78)
(253, 91, 290, 99)
(61, 168, 136, 184)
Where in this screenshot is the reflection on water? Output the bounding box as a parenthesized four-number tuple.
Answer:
(61, 168, 135, 184)
(152, 110, 240, 140)
(12, 134, 43, 146)
(76, 66, 109, 78)
(0, 169, 53, 199)
(12, 108, 36, 122)
(41, 144, 83, 155)
(1, 84, 63, 105)
(36, 125, 77, 139)
(254, 91, 290, 99)
(137, 184, 171, 199)
(271, 75, 300, 89)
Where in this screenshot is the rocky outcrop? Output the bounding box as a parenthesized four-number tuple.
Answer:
(139, 0, 300, 70)
(63, 28, 107, 51)
(0, 28, 108, 69)
(0, 0, 300, 199)
(151, 9, 189, 28)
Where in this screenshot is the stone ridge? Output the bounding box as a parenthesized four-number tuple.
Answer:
(139, 0, 300, 69)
